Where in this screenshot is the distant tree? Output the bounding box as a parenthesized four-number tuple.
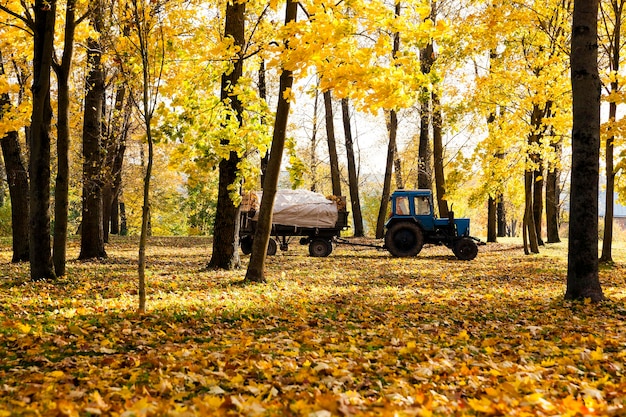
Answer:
(566, 0, 605, 302)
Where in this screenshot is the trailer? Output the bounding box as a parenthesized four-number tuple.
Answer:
(239, 190, 349, 257)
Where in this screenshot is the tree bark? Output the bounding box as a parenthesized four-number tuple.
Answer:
(341, 98, 364, 237)
(0, 54, 29, 262)
(324, 90, 342, 197)
(79, 0, 106, 260)
(376, 110, 397, 239)
(497, 196, 506, 237)
(207, 0, 245, 270)
(29, 0, 57, 280)
(245, 0, 297, 283)
(567, 0, 604, 302)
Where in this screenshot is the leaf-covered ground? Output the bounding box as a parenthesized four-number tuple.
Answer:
(1, 236, 625, 416)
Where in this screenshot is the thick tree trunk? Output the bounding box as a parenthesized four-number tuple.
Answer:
(52, 0, 77, 276)
(245, 0, 297, 283)
(29, 0, 57, 280)
(567, 0, 604, 302)
(207, 0, 245, 270)
(324, 90, 342, 197)
(341, 98, 364, 237)
(0, 55, 29, 262)
(376, 110, 397, 239)
(79, 0, 106, 260)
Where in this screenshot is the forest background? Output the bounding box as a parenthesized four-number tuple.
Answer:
(2, 0, 625, 254)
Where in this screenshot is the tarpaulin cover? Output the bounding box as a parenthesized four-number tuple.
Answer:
(250, 189, 339, 228)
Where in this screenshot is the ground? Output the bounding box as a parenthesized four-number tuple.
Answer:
(0, 236, 625, 416)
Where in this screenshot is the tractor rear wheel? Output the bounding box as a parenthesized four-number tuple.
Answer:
(453, 237, 478, 260)
(385, 222, 423, 257)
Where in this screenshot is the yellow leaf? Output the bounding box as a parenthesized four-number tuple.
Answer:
(15, 322, 31, 334)
(467, 397, 496, 414)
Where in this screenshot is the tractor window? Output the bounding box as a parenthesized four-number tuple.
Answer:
(415, 196, 430, 215)
(395, 196, 409, 215)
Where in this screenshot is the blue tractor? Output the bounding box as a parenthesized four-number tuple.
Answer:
(384, 189, 480, 260)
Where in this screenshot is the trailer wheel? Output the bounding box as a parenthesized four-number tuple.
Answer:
(453, 237, 478, 261)
(267, 238, 278, 256)
(385, 222, 423, 257)
(309, 238, 333, 257)
(240, 236, 253, 255)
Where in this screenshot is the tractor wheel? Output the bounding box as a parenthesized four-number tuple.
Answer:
(453, 237, 478, 261)
(309, 238, 333, 257)
(385, 222, 424, 257)
(240, 236, 253, 255)
(267, 238, 278, 256)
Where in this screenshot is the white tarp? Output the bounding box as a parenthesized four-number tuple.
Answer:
(251, 189, 339, 228)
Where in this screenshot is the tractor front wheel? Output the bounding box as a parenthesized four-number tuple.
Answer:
(385, 222, 424, 257)
(453, 237, 478, 261)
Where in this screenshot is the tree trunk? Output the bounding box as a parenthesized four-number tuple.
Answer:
(79, 0, 106, 260)
(376, 110, 397, 239)
(545, 140, 561, 243)
(245, 0, 297, 283)
(259, 60, 269, 187)
(600, 0, 623, 262)
(52, 0, 77, 276)
(309, 86, 320, 192)
(567, 0, 604, 302)
(497, 196, 506, 237)
(29, 0, 57, 280)
(207, 0, 245, 270)
(102, 86, 128, 243)
(533, 165, 544, 245)
(0, 54, 29, 262)
(432, 91, 448, 217)
(341, 98, 364, 237)
(524, 169, 540, 254)
(487, 196, 497, 243)
(324, 90, 342, 197)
